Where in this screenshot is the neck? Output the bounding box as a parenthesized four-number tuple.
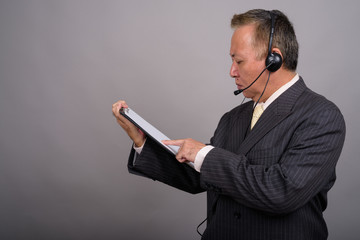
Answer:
(253, 70, 296, 103)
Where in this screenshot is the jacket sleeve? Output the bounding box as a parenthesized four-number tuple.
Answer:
(200, 105, 346, 214)
(127, 138, 205, 194)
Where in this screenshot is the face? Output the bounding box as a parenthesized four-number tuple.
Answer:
(230, 25, 268, 101)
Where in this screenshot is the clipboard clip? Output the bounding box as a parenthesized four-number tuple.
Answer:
(120, 107, 129, 114)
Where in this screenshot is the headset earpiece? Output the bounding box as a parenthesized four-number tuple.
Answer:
(266, 52, 282, 72)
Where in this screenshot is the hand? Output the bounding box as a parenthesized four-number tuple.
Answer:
(112, 100, 145, 147)
(163, 138, 205, 163)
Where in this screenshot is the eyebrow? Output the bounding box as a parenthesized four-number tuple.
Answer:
(230, 53, 241, 59)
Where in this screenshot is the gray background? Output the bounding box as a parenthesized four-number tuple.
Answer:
(0, 0, 359, 239)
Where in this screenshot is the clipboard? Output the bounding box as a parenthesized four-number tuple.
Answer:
(120, 107, 180, 155)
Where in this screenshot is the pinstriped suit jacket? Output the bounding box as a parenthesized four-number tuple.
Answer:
(128, 78, 346, 240)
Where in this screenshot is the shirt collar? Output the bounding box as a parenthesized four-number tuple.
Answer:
(258, 73, 299, 110)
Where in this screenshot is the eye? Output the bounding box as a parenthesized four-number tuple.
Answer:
(236, 60, 242, 65)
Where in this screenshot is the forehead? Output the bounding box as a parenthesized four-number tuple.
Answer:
(230, 25, 256, 58)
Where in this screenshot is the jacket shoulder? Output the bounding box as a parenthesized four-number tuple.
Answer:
(297, 87, 343, 115)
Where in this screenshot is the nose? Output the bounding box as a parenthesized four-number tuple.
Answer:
(230, 61, 238, 78)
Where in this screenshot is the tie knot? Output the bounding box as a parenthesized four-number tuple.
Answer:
(251, 105, 264, 129)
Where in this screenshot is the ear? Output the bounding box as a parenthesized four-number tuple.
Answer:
(266, 47, 283, 72)
(271, 48, 283, 60)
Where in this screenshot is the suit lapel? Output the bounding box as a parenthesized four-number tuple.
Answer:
(237, 78, 307, 155)
(226, 102, 253, 153)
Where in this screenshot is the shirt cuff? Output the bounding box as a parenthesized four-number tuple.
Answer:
(132, 139, 146, 165)
(194, 145, 214, 172)
(133, 139, 146, 154)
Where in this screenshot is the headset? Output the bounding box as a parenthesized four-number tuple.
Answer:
(265, 10, 282, 72)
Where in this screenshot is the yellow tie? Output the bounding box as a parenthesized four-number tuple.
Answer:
(251, 105, 264, 129)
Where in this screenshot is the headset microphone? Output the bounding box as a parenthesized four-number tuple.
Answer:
(233, 89, 243, 96)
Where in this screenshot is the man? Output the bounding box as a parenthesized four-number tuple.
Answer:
(112, 9, 345, 240)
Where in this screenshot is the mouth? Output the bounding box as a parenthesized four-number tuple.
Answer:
(235, 82, 243, 90)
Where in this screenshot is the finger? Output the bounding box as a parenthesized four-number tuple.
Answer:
(175, 152, 188, 163)
(112, 100, 128, 108)
(113, 108, 127, 124)
(112, 101, 124, 111)
(111, 103, 136, 130)
(112, 106, 130, 125)
(178, 157, 188, 163)
(112, 100, 128, 117)
(162, 139, 184, 146)
(138, 129, 145, 138)
(112, 103, 121, 117)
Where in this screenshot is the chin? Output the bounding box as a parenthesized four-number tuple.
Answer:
(242, 92, 252, 99)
